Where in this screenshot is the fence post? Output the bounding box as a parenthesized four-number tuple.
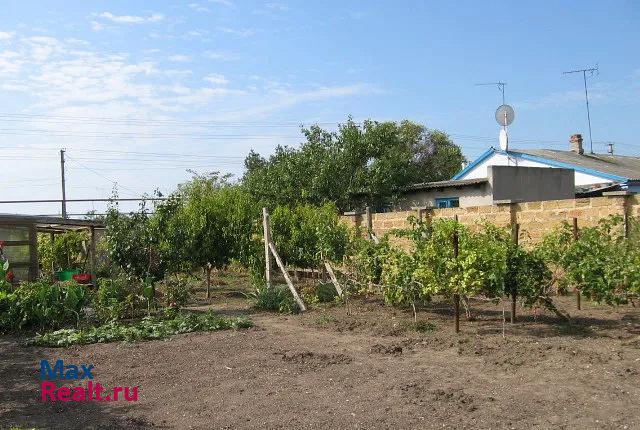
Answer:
(365, 206, 373, 239)
(510, 222, 519, 323)
(453, 214, 460, 333)
(572, 217, 581, 310)
(90, 226, 97, 285)
(263, 208, 272, 289)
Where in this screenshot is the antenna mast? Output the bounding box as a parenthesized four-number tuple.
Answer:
(476, 82, 507, 105)
(563, 65, 599, 154)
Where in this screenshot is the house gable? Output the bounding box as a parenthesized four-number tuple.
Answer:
(454, 148, 629, 186)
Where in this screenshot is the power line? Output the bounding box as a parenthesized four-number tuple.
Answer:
(65, 155, 145, 197)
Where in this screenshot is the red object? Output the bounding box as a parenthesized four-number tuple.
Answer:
(72, 273, 92, 283)
(0, 241, 5, 249)
(6, 271, 14, 282)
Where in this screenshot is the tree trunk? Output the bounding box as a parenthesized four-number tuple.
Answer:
(206, 265, 212, 300)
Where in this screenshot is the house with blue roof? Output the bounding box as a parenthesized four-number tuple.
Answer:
(397, 134, 640, 209)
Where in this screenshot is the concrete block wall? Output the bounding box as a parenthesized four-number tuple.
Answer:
(341, 195, 640, 246)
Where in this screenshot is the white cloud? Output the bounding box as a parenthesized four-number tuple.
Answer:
(204, 73, 229, 85)
(0, 31, 15, 40)
(265, 3, 289, 11)
(90, 21, 105, 31)
(209, 0, 233, 6)
(168, 54, 192, 63)
(219, 27, 255, 37)
(97, 12, 164, 24)
(188, 3, 211, 13)
(203, 50, 238, 61)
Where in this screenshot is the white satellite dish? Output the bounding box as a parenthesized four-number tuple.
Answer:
(499, 128, 508, 151)
(495, 104, 515, 126)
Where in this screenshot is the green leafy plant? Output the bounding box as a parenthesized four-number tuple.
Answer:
(0, 280, 88, 332)
(38, 230, 90, 274)
(92, 275, 140, 323)
(27, 311, 253, 347)
(539, 216, 640, 305)
(269, 202, 350, 269)
(247, 286, 300, 314)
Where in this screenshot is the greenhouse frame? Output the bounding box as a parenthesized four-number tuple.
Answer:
(0, 214, 104, 282)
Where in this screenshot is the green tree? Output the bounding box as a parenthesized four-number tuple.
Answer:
(169, 173, 261, 298)
(242, 118, 465, 211)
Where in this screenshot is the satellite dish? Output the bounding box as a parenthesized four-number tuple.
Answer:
(499, 128, 508, 151)
(495, 104, 515, 126)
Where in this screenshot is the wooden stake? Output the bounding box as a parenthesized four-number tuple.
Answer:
(454, 294, 460, 334)
(263, 208, 272, 289)
(453, 214, 460, 333)
(324, 261, 343, 297)
(365, 206, 373, 240)
(572, 217, 581, 310)
(510, 222, 519, 323)
(269, 242, 307, 312)
(206, 265, 212, 299)
(90, 226, 97, 285)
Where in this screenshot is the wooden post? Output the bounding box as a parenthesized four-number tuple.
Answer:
(453, 214, 460, 333)
(268, 242, 306, 311)
(263, 208, 272, 289)
(365, 206, 373, 240)
(324, 261, 343, 297)
(89, 226, 97, 285)
(510, 222, 519, 323)
(28, 224, 39, 281)
(49, 231, 55, 275)
(206, 264, 212, 299)
(572, 217, 581, 310)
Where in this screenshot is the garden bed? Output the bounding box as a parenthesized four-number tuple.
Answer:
(1, 294, 639, 429)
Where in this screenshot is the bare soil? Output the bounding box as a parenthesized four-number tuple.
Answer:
(1, 289, 640, 430)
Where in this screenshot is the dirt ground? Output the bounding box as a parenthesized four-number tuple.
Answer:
(1, 288, 640, 430)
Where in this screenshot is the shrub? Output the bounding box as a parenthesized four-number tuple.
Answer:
(93, 275, 140, 323)
(0, 280, 88, 332)
(162, 278, 192, 308)
(538, 216, 640, 305)
(314, 282, 339, 303)
(248, 286, 300, 314)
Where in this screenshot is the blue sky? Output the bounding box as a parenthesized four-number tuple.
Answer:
(1, 0, 639, 214)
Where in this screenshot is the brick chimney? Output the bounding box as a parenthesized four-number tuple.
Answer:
(570, 134, 584, 155)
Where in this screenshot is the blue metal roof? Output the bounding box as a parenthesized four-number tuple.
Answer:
(453, 147, 633, 183)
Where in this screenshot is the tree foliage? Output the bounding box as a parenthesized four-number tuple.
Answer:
(269, 202, 350, 269)
(243, 118, 465, 211)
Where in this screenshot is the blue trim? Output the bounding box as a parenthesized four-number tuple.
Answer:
(452, 147, 497, 180)
(453, 146, 629, 183)
(496, 150, 629, 182)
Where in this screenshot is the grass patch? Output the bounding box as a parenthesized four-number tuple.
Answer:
(315, 313, 338, 326)
(413, 321, 437, 333)
(27, 311, 252, 347)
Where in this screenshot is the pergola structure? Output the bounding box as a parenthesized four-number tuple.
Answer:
(0, 214, 105, 282)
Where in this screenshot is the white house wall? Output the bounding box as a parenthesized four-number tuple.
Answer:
(459, 152, 614, 186)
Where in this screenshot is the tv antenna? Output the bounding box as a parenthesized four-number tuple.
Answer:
(476, 82, 507, 105)
(563, 65, 599, 154)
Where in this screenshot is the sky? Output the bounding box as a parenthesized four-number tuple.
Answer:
(1, 0, 639, 215)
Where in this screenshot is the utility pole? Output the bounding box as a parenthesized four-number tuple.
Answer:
(563, 65, 599, 154)
(60, 149, 67, 219)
